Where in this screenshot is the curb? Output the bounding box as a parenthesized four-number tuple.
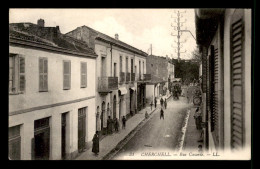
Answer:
(176, 108, 191, 152)
(103, 95, 172, 160)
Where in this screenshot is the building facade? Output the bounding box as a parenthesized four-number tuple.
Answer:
(195, 9, 251, 156)
(9, 21, 97, 160)
(146, 55, 169, 104)
(65, 26, 150, 136)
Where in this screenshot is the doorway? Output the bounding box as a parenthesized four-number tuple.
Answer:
(33, 117, 50, 160)
(78, 107, 86, 153)
(113, 95, 117, 120)
(101, 102, 106, 134)
(61, 113, 67, 159)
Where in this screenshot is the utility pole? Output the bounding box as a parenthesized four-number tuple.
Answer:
(171, 10, 187, 62)
(151, 44, 152, 55)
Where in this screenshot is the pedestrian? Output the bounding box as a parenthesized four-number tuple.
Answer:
(154, 97, 157, 108)
(92, 131, 99, 156)
(107, 116, 113, 134)
(160, 108, 164, 120)
(150, 101, 153, 111)
(164, 98, 167, 109)
(198, 145, 203, 154)
(122, 116, 126, 129)
(114, 118, 119, 132)
(145, 111, 149, 119)
(194, 107, 202, 130)
(160, 98, 164, 107)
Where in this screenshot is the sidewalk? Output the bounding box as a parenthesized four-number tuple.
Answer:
(75, 94, 171, 160)
(182, 107, 203, 151)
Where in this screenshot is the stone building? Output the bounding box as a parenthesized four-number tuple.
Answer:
(65, 26, 150, 136)
(195, 9, 251, 156)
(9, 20, 97, 160)
(146, 55, 170, 103)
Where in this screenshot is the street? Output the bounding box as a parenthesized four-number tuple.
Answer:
(111, 96, 192, 160)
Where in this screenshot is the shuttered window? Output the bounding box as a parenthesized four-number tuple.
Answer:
(9, 54, 25, 94)
(81, 62, 87, 88)
(209, 44, 220, 146)
(39, 58, 48, 92)
(63, 61, 71, 90)
(9, 125, 21, 160)
(19, 57, 25, 92)
(230, 9, 245, 150)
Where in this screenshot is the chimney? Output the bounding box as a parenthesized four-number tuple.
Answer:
(37, 19, 45, 27)
(115, 33, 119, 40)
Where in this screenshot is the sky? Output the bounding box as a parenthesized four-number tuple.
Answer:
(9, 9, 197, 60)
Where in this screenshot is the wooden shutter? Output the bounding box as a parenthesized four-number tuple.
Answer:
(19, 56, 25, 92)
(63, 61, 71, 90)
(39, 58, 48, 91)
(209, 44, 220, 145)
(81, 62, 87, 88)
(9, 55, 14, 93)
(230, 9, 244, 150)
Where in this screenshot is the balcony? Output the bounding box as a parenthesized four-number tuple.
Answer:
(137, 74, 151, 82)
(126, 72, 130, 83)
(131, 73, 135, 82)
(144, 74, 151, 81)
(119, 72, 125, 84)
(98, 76, 118, 93)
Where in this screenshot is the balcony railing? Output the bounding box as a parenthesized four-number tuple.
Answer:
(143, 74, 151, 81)
(137, 74, 151, 82)
(98, 76, 118, 93)
(131, 73, 135, 82)
(119, 72, 125, 83)
(126, 72, 130, 83)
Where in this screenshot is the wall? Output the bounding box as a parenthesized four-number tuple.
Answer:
(146, 55, 168, 81)
(9, 46, 96, 113)
(146, 84, 155, 104)
(9, 46, 96, 160)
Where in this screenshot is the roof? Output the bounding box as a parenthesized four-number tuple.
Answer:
(69, 25, 148, 57)
(9, 23, 97, 57)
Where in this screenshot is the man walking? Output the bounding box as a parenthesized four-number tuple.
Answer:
(122, 116, 126, 129)
(160, 98, 164, 107)
(154, 97, 157, 108)
(160, 108, 164, 120)
(164, 98, 167, 109)
(107, 116, 113, 134)
(114, 118, 119, 132)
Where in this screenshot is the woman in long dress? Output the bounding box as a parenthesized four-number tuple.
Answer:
(92, 131, 99, 156)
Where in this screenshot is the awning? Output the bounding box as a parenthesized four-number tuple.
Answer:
(130, 87, 136, 91)
(118, 87, 128, 95)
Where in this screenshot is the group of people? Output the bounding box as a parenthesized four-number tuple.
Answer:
(92, 115, 127, 156)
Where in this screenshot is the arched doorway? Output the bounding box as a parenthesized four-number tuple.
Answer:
(119, 98, 122, 121)
(113, 95, 117, 120)
(96, 106, 100, 132)
(107, 103, 110, 118)
(101, 102, 105, 134)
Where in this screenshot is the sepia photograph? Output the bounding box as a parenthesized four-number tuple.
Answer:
(8, 8, 252, 160)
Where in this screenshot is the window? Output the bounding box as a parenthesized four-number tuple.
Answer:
(143, 61, 144, 74)
(63, 61, 71, 90)
(9, 125, 21, 160)
(126, 57, 128, 73)
(9, 54, 25, 94)
(114, 63, 117, 77)
(81, 62, 87, 88)
(39, 58, 48, 92)
(120, 56, 122, 73)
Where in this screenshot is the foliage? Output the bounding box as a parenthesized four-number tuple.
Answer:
(171, 48, 201, 85)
